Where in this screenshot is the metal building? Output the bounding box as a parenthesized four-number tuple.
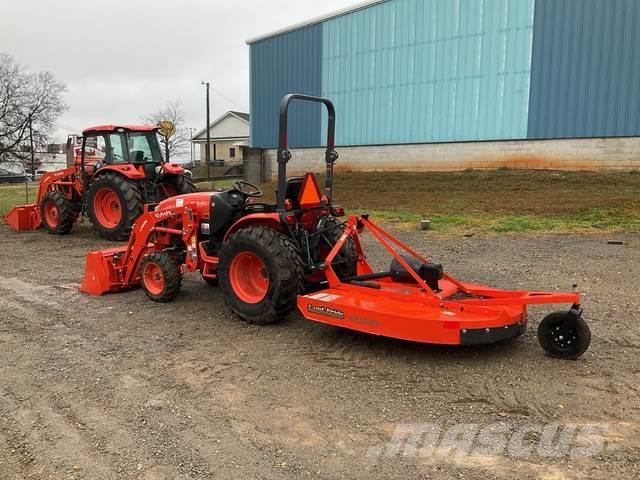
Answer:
(247, 0, 640, 150)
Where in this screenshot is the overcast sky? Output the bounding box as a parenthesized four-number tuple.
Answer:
(0, 0, 356, 142)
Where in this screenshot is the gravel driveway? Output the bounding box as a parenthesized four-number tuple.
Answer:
(0, 223, 638, 479)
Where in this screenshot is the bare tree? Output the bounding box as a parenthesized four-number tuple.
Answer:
(143, 100, 189, 162)
(0, 53, 67, 170)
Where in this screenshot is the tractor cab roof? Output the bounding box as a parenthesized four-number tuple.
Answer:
(82, 125, 159, 135)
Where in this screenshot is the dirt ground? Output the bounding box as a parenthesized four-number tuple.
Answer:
(1, 223, 639, 479)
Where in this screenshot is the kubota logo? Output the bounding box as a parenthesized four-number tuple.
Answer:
(154, 209, 175, 220)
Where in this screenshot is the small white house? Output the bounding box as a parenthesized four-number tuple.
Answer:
(192, 111, 249, 164)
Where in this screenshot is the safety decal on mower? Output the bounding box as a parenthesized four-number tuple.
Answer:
(306, 292, 341, 302)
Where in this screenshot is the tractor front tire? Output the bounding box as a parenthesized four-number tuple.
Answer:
(40, 191, 74, 235)
(140, 252, 182, 302)
(160, 174, 196, 199)
(218, 226, 304, 325)
(87, 172, 143, 241)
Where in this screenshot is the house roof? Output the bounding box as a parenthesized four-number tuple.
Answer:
(193, 111, 250, 139)
(246, 0, 386, 44)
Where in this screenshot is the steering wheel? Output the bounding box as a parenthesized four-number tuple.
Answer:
(233, 180, 263, 198)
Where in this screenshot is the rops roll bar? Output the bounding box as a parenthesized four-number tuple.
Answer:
(276, 94, 338, 210)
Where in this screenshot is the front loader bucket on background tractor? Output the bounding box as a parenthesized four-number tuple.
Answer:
(80, 247, 128, 296)
(4, 204, 40, 232)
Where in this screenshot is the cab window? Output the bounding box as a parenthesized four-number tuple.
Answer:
(128, 132, 161, 162)
(108, 134, 127, 163)
(83, 135, 107, 164)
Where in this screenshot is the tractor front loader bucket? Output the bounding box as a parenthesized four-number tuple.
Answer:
(80, 247, 129, 296)
(4, 204, 41, 232)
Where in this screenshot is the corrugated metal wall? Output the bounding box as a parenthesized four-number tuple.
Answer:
(321, 0, 535, 145)
(249, 0, 640, 148)
(249, 25, 323, 148)
(528, 0, 640, 139)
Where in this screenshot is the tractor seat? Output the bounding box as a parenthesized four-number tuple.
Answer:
(284, 176, 304, 209)
(129, 150, 145, 163)
(208, 189, 245, 236)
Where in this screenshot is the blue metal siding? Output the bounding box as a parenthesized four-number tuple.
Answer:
(321, 0, 535, 145)
(528, 0, 640, 138)
(249, 25, 323, 148)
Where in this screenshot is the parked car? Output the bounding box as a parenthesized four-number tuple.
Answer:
(0, 168, 31, 183)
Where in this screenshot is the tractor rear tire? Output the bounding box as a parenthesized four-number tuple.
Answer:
(160, 174, 196, 199)
(322, 216, 358, 279)
(40, 191, 74, 235)
(140, 252, 182, 302)
(87, 172, 143, 241)
(218, 226, 305, 325)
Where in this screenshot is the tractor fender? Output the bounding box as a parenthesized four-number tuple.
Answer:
(93, 164, 146, 180)
(223, 213, 284, 242)
(161, 163, 185, 175)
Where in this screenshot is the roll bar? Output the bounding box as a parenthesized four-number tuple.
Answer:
(276, 94, 338, 210)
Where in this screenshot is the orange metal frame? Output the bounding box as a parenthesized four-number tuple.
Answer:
(297, 215, 581, 345)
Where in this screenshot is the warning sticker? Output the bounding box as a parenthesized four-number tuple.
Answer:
(307, 293, 341, 302)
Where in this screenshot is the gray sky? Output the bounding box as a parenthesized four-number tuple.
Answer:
(0, 0, 356, 142)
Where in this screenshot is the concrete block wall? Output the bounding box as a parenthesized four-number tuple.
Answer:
(262, 137, 640, 179)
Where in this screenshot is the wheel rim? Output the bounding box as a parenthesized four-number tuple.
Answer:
(93, 188, 122, 228)
(549, 322, 578, 351)
(44, 201, 59, 228)
(143, 262, 165, 296)
(229, 251, 269, 303)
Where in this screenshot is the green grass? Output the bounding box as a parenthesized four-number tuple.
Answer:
(4, 170, 640, 235)
(262, 169, 640, 235)
(0, 183, 38, 216)
(364, 208, 640, 234)
(194, 178, 236, 191)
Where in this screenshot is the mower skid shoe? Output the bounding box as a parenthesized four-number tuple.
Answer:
(297, 288, 526, 346)
(80, 247, 128, 295)
(4, 204, 40, 232)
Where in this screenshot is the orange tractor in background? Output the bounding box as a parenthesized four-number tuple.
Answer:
(4, 125, 194, 240)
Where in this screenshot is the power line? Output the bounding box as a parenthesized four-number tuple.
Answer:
(210, 86, 247, 112)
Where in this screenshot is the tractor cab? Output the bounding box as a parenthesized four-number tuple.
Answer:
(68, 125, 163, 176)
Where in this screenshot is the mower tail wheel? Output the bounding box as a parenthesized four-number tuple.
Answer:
(537, 311, 591, 360)
(218, 226, 304, 325)
(87, 172, 143, 241)
(40, 191, 74, 235)
(140, 252, 182, 302)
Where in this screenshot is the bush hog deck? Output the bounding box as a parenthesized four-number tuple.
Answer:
(4, 125, 194, 240)
(80, 94, 591, 359)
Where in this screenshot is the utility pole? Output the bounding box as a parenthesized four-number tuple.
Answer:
(189, 127, 195, 166)
(202, 81, 213, 189)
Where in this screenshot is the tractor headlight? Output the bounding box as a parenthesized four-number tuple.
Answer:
(200, 222, 210, 235)
(155, 165, 162, 175)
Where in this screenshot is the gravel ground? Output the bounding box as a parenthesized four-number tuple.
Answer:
(0, 223, 639, 479)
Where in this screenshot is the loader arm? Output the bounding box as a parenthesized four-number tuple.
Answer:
(80, 204, 198, 295)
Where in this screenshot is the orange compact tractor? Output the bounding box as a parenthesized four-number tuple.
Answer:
(80, 95, 591, 359)
(4, 125, 194, 240)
